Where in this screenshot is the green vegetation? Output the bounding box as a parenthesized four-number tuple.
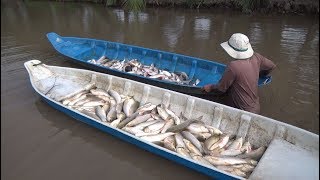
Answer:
(122, 0, 145, 11)
(234, 0, 270, 13)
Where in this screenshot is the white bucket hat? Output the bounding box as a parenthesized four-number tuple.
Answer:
(220, 33, 254, 59)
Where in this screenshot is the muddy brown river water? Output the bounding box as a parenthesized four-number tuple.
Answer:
(1, 1, 319, 180)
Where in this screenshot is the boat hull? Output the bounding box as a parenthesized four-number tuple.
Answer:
(47, 32, 272, 96)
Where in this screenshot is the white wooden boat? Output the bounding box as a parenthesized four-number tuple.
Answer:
(24, 60, 319, 180)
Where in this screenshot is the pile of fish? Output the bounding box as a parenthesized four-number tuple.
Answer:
(59, 85, 266, 178)
(87, 56, 200, 86)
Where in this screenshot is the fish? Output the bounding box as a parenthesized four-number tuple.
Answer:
(144, 121, 165, 133)
(106, 106, 117, 122)
(163, 135, 176, 152)
(115, 101, 124, 114)
(90, 88, 110, 97)
(166, 116, 203, 132)
(204, 135, 220, 150)
(62, 91, 88, 105)
(193, 132, 212, 141)
(189, 153, 213, 167)
(133, 119, 160, 130)
(204, 125, 223, 135)
(163, 105, 181, 125)
(135, 130, 161, 137)
(74, 98, 91, 106)
(220, 149, 243, 157)
(186, 123, 210, 134)
(123, 98, 139, 117)
(117, 112, 140, 129)
(181, 131, 204, 154)
(82, 100, 105, 107)
(183, 139, 202, 156)
(209, 135, 229, 150)
(174, 133, 186, 148)
(57, 82, 96, 102)
(68, 94, 87, 106)
(240, 141, 252, 153)
(236, 146, 266, 161)
(127, 113, 152, 127)
(204, 156, 257, 166)
(160, 118, 175, 133)
(176, 147, 191, 158)
(156, 105, 170, 120)
(122, 126, 144, 135)
(227, 137, 243, 150)
(108, 89, 121, 103)
(95, 106, 107, 122)
(102, 103, 110, 114)
(78, 109, 100, 120)
(140, 132, 175, 143)
(96, 95, 111, 102)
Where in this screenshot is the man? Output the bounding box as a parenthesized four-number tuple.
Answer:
(202, 33, 276, 114)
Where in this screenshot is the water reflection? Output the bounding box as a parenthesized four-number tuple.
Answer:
(194, 17, 211, 40)
(280, 26, 307, 63)
(249, 22, 263, 45)
(162, 15, 185, 49)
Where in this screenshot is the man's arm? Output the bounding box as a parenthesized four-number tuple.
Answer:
(203, 65, 235, 94)
(258, 54, 276, 76)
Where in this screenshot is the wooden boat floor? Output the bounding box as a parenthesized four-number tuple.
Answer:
(249, 139, 319, 180)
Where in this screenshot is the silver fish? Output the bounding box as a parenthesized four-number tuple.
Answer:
(106, 106, 117, 122)
(133, 119, 160, 129)
(90, 88, 110, 97)
(193, 132, 212, 141)
(209, 135, 229, 150)
(167, 116, 203, 133)
(140, 132, 175, 143)
(122, 126, 144, 135)
(176, 147, 191, 158)
(123, 98, 139, 117)
(102, 103, 110, 114)
(181, 131, 204, 154)
(236, 146, 266, 161)
(127, 113, 152, 127)
(204, 134, 220, 150)
(68, 94, 87, 106)
(163, 105, 181, 125)
(163, 135, 176, 152)
(82, 100, 105, 107)
(186, 123, 209, 134)
(227, 137, 243, 150)
(190, 153, 213, 167)
(144, 121, 165, 133)
(135, 129, 161, 137)
(108, 89, 121, 103)
(160, 118, 175, 133)
(95, 106, 107, 121)
(220, 149, 243, 157)
(157, 105, 170, 120)
(174, 133, 186, 148)
(204, 156, 256, 166)
(240, 141, 252, 153)
(183, 139, 202, 156)
(204, 125, 223, 135)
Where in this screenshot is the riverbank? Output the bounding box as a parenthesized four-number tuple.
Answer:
(145, 0, 319, 14)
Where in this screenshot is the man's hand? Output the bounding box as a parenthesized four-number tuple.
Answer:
(202, 84, 213, 93)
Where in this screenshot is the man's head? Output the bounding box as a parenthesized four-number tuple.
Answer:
(220, 33, 254, 60)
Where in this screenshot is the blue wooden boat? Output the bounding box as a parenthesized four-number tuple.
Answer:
(24, 60, 318, 180)
(46, 32, 272, 96)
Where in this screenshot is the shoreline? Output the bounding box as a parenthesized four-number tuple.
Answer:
(144, 0, 319, 14)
